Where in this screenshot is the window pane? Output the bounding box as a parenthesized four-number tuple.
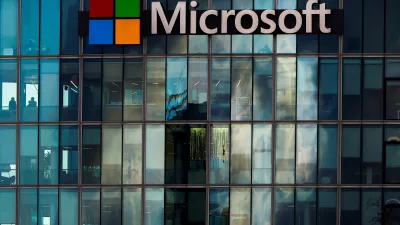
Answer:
(0, 0, 17, 56)
(20, 126, 38, 185)
(60, 59, 79, 121)
(297, 57, 318, 120)
(386, 0, 400, 53)
(39, 125, 59, 185)
(82, 189, 100, 225)
(0, 126, 16, 185)
(21, 0, 39, 56)
(318, 125, 338, 184)
(342, 59, 361, 120)
(212, 0, 230, 9)
(82, 126, 101, 184)
(253, 58, 273, 121)
(40, 59, 60, 121)
(0, 59, 17, 122)
(210, 188, 229, 225)
(211, 58, 230, 121)
(274, 188, 295, 225)
(386, 81, 400, 120)
(61, 0, 79, 54)
(103, 59, 123, 121)
(123, 188, 142, 225)
(341, 125, 361, 184)
(252, 188, 271, 225)
(167, 36, 187, 54)
(296, 188, 316, 225)
(20, 59, 39, 122)
(363, 59, 383, 120)
(41, 0, 60, 55)
(232, 58, 252, 121)
(276, 57, 296, 120)
(275, 124, 295, 184)
(212, 35, 231, 54)
(83, 59, 101, 121)
(145, 188, 164, 225)
(102, 188, 122, 225)
(232, 35, 252, 54)
(123, 125, 142, 184)
(362, 189, 382, 225)
(319, 59, 338, 120)
(0, 189, 16, 224)
(60, 189, 78, 225)
(386, 59, 400, 78)
(296, 124, 317, 184)
(166, 58, 187, 120)
(318, 189, 337, 225)
(39, 188, 58, 225)
(124, 59, 143, 121)
(341, 189, 361, 225)
(189, 35, 208, 54)
(230, 124, 251, 184)
(319, 0, 339, 53)
(254, 35, 273, 54)
(362, 125, 382, 184)
(60, 125, 78, 184)
(277, 0, 296, 8)
(146, 58, 165, 121)
(145, 125, 165, 184)
(210, 125, 230, 185)
(343, 0, 362, 53)
(277, 35, 296, 53)
(147, 36, 167, 54)
(230, 188, 250, 225)
(102, 125, 122, 185)
(19, 189, 37, 225)
(363, 0, 384, 53)
(188, 58, 207, 120)
(252, 124, 272, 184)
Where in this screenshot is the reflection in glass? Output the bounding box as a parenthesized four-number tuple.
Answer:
(20, 126, 38, 185)
(60, 59, 79, 121)
(211, 58, 230, 120)
(146, 58, 165, 121)
(253, 58, 273, 120)
(341, 189, 361, 225)
(254, 35, 273, 54)
(123, 125, 142, 184)
(342, 59, 361, 120)
(20, 59, 39, 122)
(0, 59, 17, 122)
(123, 188, 142, 225)
(363, 59, 383, 120)
(252, 188, 271, 225)
(341, 125, 361, 184)
(82, 126, 101, 184)
(296, 188, 316, 225)
(297, 57, 318, 120)
(40, 59, 60, 121)
(0, 126, 16, 185)
(231, 58, 252, 121)
(103, 59, 123, 121)
(386, 81, 400, 120)
(319, 59, 338, 120)
(124, 59, 143, 121)
(255, 0, 273, 8)
(276, 57, 296, 120)
(212, 35, 231, 53)
(343, 0, 362, 53)
(252, 124, 272, 184)
(274, 188, 295, 225)
(362, 189, 382, 225)
(0, 0, 17, 56)
(277, 35, 296, 53)
(21, 0, 39, 56)
(231, 125, 251, 184)
(39, 125, 59, 185)
(145, 188, 164, 225)
(82, 189, 100, 225)
(60, 125, 78, 184)
(189, 35, 208, 54)
(41, 0, 60, 55)
(60, 189, 78, 225)
(39, 188, 58, 225)
(363, 125, 382, 184)
(297, 35, 318, 53)
(296, 124, 317, 184)
(318, 125, 337, 184)
(275, 124, 295, 184)
(167, 36, 187, 54)
(83, 59, 101, 121)
(19, 189, 37, 225)
(0, 189, 15, 224)
(232, 35, 252, 54)
(230, 188, 250, 225)
(61, 0, 79, 54)
(188, 58, 208, 120)
(386, 145, 400, 184)
(318, 189, 337, 225)
(146, 125, 165, 184)
(210, 125, 230, 184)
(102, 125, 122, 184)
(166, 57, 187, 121)
(210, 188, 229, 225)
(102, 188, 122, 225)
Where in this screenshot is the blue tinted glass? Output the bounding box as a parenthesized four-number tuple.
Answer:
(296, 124, 317, 184)
(103, 59, 123, 121)
(19, 189, 37, 225)
(297, 35, 318, 53)
(385, 59, 400, 78)
(296, 188, 316, 225)
(320, 35, 339, 53)
(209, 188, 229, 225)
(277, 0, 296, 8)
(363, 59, 383, 120)
(274, 188, 294, 225)
(211, 58, 230, 120)
(166, 57, 187, 121)
(60, 189, 78, 225)
(20, 59, 39, 122)
(341, 189, 361, 225)
(39, 126, 59, 185)
(145, 188, 164, 225)
(252, 125, 272, 184)
(146, 58, 165, 121)
(231, 58, 252, 121)
(342, 59, 362, 120)
(39, 188, 58, 225)
(102, 125, 122, 185)
(21, 0, 39, 56)
(297, 57, 318, 120)
(124, 59, 143, 121)
(275, 124, 295, 184)
(40, 59, 60, 122)
(189, 35, 208, 54)
(0, 189, 15, 224)
(231, 125, 251, 184)
(319, 59, 338, 120)
(20, 126, 38, 185)
(83, 59, 101, 121)
(277, 35, 296, 54)
(145, 125, 165, 184)
(363, 125, 382, 184)
(60, 59, 79, 121)
(123, 188, 142, 225)
(318, 125, 338, 184)
(212, 35, 231, 53)
(82, 189, 100, 225)
(123, 125, 142, 184)
(386, 0, 400, 53)
(341, 125, 361, 184)
(254, 35, 273, 54)
(188, 58, 208, 120)
(82, 126, 101, 184)
(233, 0, 252, 8)
(61, 0, 79, 54)
(102, 188, 122, 225)
(0, 0, 17, 56)
(41, 0, 60, 55)
(362, 189, 382, 225)
(254, 0, 273, 8)
(0, 126, 16, 185)
(60, 125, 78, 184)
(318, 189, 337, 225)
(0, 59, 17, 122)
(167, 36, 187, 54)
(343, 0, 362, 53)
(252, 188, 272, 225)
(276, 57, 296, 120)
(363, 0, 384, 53)
(232, 35, 252, 54)
(210, 125, 230, 184)
(147, 36, 167, 54)
(253, 58, 273, 121)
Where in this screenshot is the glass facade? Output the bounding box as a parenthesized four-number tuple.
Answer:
(1, 0, 400, 224)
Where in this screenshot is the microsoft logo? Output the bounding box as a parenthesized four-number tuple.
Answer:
(87, 0, 141, 45)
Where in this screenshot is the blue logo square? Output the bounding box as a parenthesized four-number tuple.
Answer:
(89, 20, 113, 44)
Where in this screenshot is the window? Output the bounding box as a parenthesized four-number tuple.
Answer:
(102, 125, 122, 184)
(0, 59, 17, 122)
(210, 188, 229, 225)
(252, 188, 272, 225)
(297, 57, 318, 120)
(343, 0, 362, 53)
(123, 188, 142, 225)
(210, 125, 230, 184)
(83, 59, 102, 121)
(231, 58, 252, 121)
(296, 124, 317, 184)
(146, 58, 165, 121)
(20, 126, 38, 185)
(342, 59, 361, 120)
(39, 125, 59, 185)
(319, 59, 338, 120)
(20, 59, 39, 122)
(230, 188, 251, 225)
(252, 124, 272, 184)
(102, 188, 122, 225)
(188, 58, 208, 120)
(231, 124, 251, 184)
(124, 59, 143, 121)
(0, 189, 15, 224)
(60, 59, 79, 121)
(60, 189, 78, 225)
(276, 57, 296, 120)
(21, 0, 39, 56)
(145, 188, 164, 225)
(103, 59, 123, 121)
(166, 58, 187, 121)
(60, 125, 78, 184)
(0, 0, 17, 56)
(275, 124, 295, 184)
(61, 0, 79, 54)
(211, 58, 230, 121)
(145, 125, 165, 184)
(274, 188, 294, 225)
(0, 126, 16, 185)
(40, 59, 60, 121)
(253, 58, 273, 121)
(318, 125, 338, 184)
(82, 188, 100, 225)
(82, 126, 101, 184)
(123, 125, 142, 184)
